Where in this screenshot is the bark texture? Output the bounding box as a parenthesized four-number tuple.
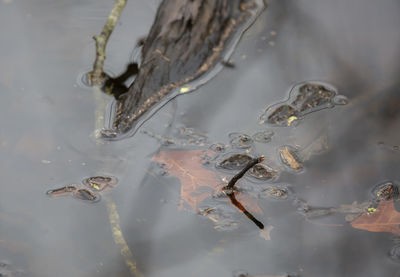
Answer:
(112, 0, 263, 134)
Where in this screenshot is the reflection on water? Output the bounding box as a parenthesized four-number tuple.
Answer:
(0, 0, 399, 276)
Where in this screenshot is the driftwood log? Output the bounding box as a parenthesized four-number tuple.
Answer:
(104, 0, 265, 138)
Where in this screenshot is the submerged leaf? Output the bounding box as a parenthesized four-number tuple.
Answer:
(351, 199, 400, 235)
(152, 149, 262, 214)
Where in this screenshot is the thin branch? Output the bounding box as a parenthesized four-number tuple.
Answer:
(228, 193, 264, 229)
(89, 0, 127, 86)
(223, 156, 265, 229)
(225, 156, 264, 190)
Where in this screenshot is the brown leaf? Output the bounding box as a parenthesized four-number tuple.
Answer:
(152, 149, 262, 214)
(279, 146, 302, 171)
(351, 199, 400, 235)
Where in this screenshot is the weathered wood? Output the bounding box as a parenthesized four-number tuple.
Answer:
(109, 0, 265, 137)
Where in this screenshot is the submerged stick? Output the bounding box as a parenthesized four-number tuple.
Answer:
(224, 156, 265, 229)
(225, 156, 264, 190)
(89, 0, 127, 86)
(228, 193, 264, 229)
(106, 198, 144, 277)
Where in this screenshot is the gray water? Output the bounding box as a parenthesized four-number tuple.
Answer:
(0, 0, 399, 276)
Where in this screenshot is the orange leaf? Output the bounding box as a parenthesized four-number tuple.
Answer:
(152, 149, 262, 214)
(351, 199, 400, 235)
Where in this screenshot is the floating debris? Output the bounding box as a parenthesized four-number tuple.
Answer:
(332, 95, 349, 105)
(178, 127, 208, 145)
(47, 175, 118, 203)
(260, 186, 289, 200)
(221, 59, 236, 68)
(141, 129, 175, 146)
(100, 129, 118, 139)
(371, 181, 399, 201)
(292, 83, 336, 112)
(198, 205, 239, 231)
(82, 176, 118, 192)
(46, 185, 77, 197)
(229, 132, 253, 149)
(218, 153, 253, 170)
(252, 130, 274, 143)
(261, 81, 346, 126)
(209, 143, 226, 152)
(279, 146, 303, 171)
(265, 105, 297, 126)
(74, 189, 101, 202)
(248, 164, 278, 181)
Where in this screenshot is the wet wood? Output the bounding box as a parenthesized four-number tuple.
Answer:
(112, 0, 263, 134)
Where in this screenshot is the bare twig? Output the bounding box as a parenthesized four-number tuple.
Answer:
(225, 156, 264, 190)
(223, 156, 265, 229)
(89, 0, 127, 86)
(228, 193, 264, 229)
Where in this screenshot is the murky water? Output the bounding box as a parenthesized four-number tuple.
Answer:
(0, 0, 399, 276)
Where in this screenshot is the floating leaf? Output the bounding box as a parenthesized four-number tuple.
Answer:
(152, 149, 262, 214)
(279, 146, 302, 171)
(351, 199, 400, 235)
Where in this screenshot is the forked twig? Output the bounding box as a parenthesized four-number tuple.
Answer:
(224, 156, 265, 229)
(225, 156, 264, 190)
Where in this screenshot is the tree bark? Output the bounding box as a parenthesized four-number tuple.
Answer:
(110, 0, 265, 136)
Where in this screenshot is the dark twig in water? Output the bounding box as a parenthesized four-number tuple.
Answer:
(223, 156, 265, 229)
(228, 193, 264, 229)
(225, 156, 264, 190)
(88, 0, 127, 86)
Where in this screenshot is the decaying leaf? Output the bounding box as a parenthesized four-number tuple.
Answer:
(351, 199, 400, 235)
(152, 149, 262, 214)
(279, 146, 302, 171)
